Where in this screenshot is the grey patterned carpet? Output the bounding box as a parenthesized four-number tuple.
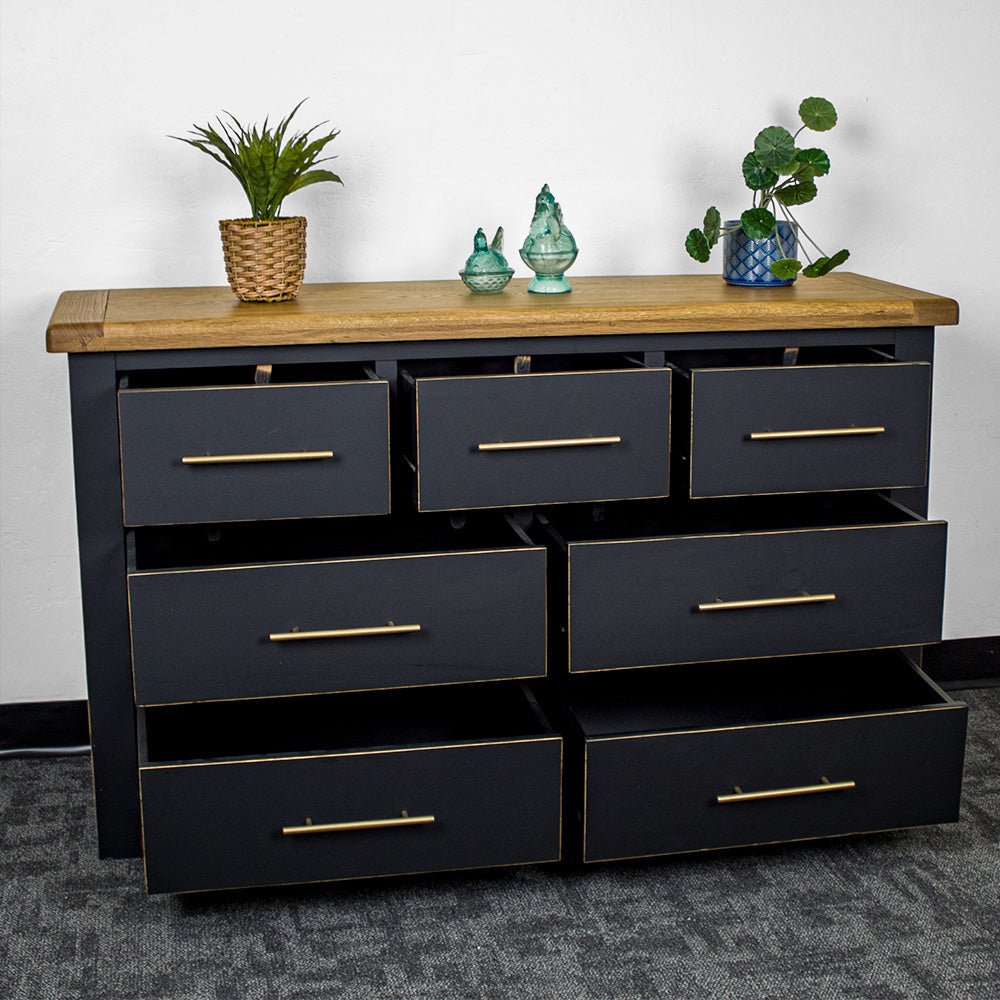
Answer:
(2, 688, 998, 1000)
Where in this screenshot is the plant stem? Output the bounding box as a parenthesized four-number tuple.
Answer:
(773, 220, 790, 260)
(778, 205, 819, 266)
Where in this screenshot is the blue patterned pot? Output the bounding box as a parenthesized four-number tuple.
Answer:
(722, 220, 798, 287)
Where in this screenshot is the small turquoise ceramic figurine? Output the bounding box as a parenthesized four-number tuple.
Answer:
(459, 227, 514, 294)
(520, 184, 578, 293)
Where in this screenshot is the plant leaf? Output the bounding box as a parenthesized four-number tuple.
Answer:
(740, 207, 776, 240)
(802, 248, 850, 277)
(686, 228, 711, 263)
(796, 148, 830, 177)
(776, 180, 818, 206)
(769, 258, 802, 279)
(173, 100, 342, 220)
(703, 206, 721, 247)
(286, 169, 344, 194)
(799, 97, 838, 132)
(754, 126, 796, 170)
(742, 152, 779, 191)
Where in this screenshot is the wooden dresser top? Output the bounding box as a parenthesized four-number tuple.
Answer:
(46, 273, 959, 354)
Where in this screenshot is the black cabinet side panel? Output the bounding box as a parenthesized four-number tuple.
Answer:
(67, 353, 140, 857)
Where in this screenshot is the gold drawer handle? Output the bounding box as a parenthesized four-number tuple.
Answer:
(477, 435, 622, 452)
(269, 623, 421, 642)
(697, 593, 836, 612)
(181, 450, 335, 465)
(282, 811, 436, 836)
(749, 426, 885, 441)
(717, 777, 856, 804)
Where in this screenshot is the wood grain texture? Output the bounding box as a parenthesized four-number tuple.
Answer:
(46, 274, 959, 354)
(46, 289, 109, 352)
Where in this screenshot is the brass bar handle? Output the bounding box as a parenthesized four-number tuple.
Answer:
(749, 427, 885, 441)
(269, 623, 421, 642)
(181, 450, 334, 465)
(282, 812, 436, 836)
(717, 777, 856, 804)
(697, 593, 836, 612)
(477, 435, 622, 452)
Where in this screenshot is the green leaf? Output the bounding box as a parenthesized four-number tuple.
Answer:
(286, 169, 344, 195)
(703, 206, 721, 247)
(796, 148, 830, 177)
(769, 258, 802, 279)
(775, 151, 802, 176)
(754, 126, 796, 169)
(799, 97, 837, 132)
(173, 100, 342, 220)
(776, 180, 818, 206)
(686, 228, 711, 263)
(740, 207, 776, 240)
(742, 152, 779, 191)
(243, 144, 270, 218)
(802, 248, 850, 277)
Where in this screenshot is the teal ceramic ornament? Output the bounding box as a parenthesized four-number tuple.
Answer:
(459, 227, 514, 293)
(520, 184, 578, 293)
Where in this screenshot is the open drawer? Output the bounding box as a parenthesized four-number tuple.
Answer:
(138, 682, 563, 893)
(537, 493, 946, 671)
(399, 354, 671, 511)
(128, 513, 546, 705)
(558, 651, 967, 862)
(118, 362, 390, 525)
(671, 348, 931, 498)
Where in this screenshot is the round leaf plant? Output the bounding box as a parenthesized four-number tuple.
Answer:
(685, 97, 849, 279)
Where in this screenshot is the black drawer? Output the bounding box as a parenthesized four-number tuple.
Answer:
(686, 361, 931, 497)
(562, 653, 967, 862)
(540, 495, 946, 672)
(128, 516, 546, 705)
(403, 362, 671, 511)
(118, 375, 389, 525)
(138, 684, 562, 893)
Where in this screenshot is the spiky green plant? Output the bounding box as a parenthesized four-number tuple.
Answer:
(172, 100, 342, 220)
(685, 97, 849, 279)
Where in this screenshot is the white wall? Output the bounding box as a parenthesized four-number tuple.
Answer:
(2, 0, 998, 702)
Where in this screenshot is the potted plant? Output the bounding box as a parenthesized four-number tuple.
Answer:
(173, 100, 342, 301)
(684, 97, 849, 285)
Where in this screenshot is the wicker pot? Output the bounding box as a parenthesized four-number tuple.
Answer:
(219, 217, 307, 302)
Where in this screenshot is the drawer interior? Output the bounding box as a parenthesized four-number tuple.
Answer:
(399, 351, 650, 381)
(130, 510, 534, 572)
(536, 491, 927, 547)
(561, 650, 954, 738)
(664, 344, 894, 373)
(120, 360, 379, 390)
(141, 681, 554, 766)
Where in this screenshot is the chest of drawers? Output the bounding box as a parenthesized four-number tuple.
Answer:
(48, 274, 967, 893)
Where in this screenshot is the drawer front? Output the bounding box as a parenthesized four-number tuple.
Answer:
(689, 363, 931, 497)
(582, 703, 967, 862)
(140, 736, 563, 893)
(567, 520, 946, 671)
(413, 368, 671, 510)
(119, 380, 389, 525)
(129, 546, 547, 705)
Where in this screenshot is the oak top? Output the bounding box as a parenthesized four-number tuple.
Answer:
(46, 273, 959, 354)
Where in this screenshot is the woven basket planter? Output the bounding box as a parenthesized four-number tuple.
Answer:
(219, 217, 307, 302)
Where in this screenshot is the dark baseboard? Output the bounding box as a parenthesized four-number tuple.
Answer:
(0, 700, 90, 754)
(923, 635, 1000, 689)
(0, 637, 996, 753)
